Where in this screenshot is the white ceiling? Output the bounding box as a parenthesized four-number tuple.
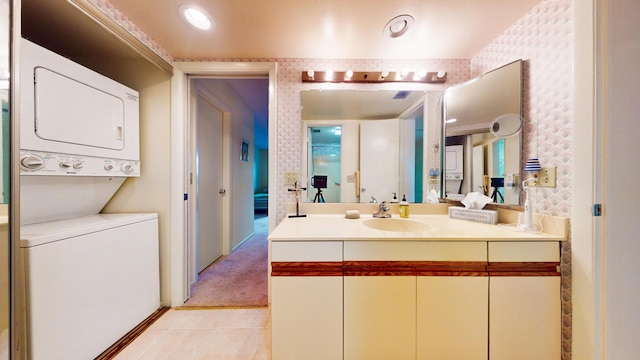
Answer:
(107, 0, 541, 60)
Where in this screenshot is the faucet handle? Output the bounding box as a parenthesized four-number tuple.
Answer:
(370, 196, 378, 203)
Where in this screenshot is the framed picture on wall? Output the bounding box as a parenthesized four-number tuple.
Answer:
(241, 139, 249, 161)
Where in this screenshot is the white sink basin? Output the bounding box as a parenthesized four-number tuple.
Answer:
(363, 218, 431, 232)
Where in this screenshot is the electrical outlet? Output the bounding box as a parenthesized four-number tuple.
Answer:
(346, 175, 355, 183)
(284, 171, 299, 186)
(531, 167, 557, 188)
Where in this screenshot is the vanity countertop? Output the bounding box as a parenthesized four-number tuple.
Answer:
(269, 214, 567, 242)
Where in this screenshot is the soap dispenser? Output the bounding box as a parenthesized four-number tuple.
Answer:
(390, 192, 399, 203)
(399, 194, 409, 218)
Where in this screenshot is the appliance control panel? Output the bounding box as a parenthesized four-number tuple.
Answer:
(20, 151, 140, 177)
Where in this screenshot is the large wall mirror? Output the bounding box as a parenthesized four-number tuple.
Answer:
(442, 60, 523, 205)
(301, 89, 443, 204)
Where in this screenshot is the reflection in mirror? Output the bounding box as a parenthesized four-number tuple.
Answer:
(301, 90, 442, 204)
(443, 60, 523, 205)
(0, 0, 8, 355)
(307, 126, 341, 203)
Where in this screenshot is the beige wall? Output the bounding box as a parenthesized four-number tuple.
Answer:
(102, 64, 173, 305)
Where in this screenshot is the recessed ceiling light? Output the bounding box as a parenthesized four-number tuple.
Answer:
(384, 14, 414, 38)
(179, 5, 212, 30)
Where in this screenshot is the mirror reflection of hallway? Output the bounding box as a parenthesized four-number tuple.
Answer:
(308, 126, 341, 203)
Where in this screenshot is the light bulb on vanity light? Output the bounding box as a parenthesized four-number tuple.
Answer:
(345, 70, 354, 80)
(325, 69, 334, 80)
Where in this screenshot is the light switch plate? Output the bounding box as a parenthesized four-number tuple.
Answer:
(531, 167, 556, 188)
(284, 171, 299, 186)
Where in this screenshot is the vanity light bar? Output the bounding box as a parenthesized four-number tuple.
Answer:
(301, 70, 447, 83)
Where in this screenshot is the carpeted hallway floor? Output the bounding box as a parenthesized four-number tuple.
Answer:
(183, 214, 268, 307)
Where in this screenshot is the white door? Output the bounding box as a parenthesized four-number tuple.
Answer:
(195, 93, 224, 273)
(359, 119, 399, 203)
(472, 145, 485, 194)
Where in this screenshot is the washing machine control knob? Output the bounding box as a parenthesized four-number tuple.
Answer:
(20, 155, 45, 171)
(73, 161, 84, 169)
(121, 162, 134, 174)
(104, 163, 114, 171)
(59, 161, 72, 169)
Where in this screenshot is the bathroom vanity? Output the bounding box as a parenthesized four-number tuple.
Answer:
(269, 211, 567, 360)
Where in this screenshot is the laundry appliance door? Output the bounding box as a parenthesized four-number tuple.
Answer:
(34, 67, 125, 151)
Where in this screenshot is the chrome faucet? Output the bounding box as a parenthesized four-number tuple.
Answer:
(369, 196, 378, 203)
(373, 201, 391, 218)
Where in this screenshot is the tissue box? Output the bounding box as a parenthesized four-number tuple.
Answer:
(448, 207, 498, 224)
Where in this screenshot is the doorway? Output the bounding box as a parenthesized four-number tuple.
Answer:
(170, 62, 277, 307)
(185, 75, 271, 306)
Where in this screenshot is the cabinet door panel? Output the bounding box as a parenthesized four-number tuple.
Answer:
(344, 276, 416, 360)
(417, 276, 488, 360)
(489, 276, 561, 360)
(272, 276, 343, 360)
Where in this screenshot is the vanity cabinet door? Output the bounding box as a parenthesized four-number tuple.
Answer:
(417, 276, 488, 360)
(271, 276, 343, 360)
(344, 276, 416, 360)
(271, 241, 343, 360)
(488, 241, 561, 360)
(489, 276, 561, 360)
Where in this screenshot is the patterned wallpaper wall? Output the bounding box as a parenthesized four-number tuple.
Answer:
(472, 0, 573, 219)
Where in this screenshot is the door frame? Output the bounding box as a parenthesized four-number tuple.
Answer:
(170, 62, 277, 306)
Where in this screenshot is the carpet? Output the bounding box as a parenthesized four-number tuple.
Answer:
(183, 215, 268, 307)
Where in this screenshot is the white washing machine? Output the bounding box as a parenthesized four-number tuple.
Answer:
(18, 39, 160, 359)
(20, 214, 159, 360)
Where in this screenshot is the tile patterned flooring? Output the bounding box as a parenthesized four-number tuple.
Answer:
(113, 307, 271, 360)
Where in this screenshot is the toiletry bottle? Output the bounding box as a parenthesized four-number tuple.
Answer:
(390, 192, 399, 203)
(399, 194, 409, 218)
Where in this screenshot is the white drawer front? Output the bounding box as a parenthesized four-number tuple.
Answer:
(344, 241, 486, 261)
(271, 241, 343, 262)
(488, 241, 560, 262)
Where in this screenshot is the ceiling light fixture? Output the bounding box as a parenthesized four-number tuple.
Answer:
(384, 14, 414, 38)
(179, 5, 212, 30)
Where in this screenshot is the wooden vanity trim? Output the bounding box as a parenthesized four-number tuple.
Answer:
(344, 261, 489, 277)
(343, 261, 416, 276)
(271, 260, 560, 277)
(271, 262, 343, 276)
(488, 262, 561, 276)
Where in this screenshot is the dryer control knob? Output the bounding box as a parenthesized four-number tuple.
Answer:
(20, 155, 45, 171)
(73, 161, 84, 169)
(104, 164, 114, 171)
(121, 162, 134, 174)
(59, 161, 72, 169)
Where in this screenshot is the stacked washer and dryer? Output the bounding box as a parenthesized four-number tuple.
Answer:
(18, 39, 160, 360)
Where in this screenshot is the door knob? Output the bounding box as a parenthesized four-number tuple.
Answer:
(361, 187, 366, 192)
(219, 189, 226, 194)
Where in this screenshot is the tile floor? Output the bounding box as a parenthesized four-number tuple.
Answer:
(113, 307, 271, 360)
